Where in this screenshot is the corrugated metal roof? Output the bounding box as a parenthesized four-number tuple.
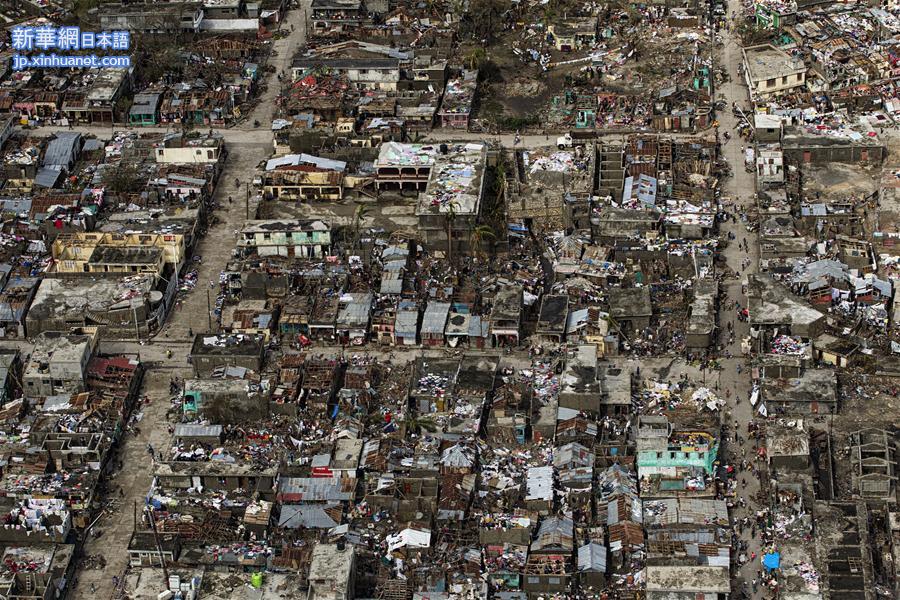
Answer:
(265, 153, 346, 172)
(174, 424, 223, 438)
(359, 439, 380, 467)
(533, 515, 574, 550)
(525, 466, 553, 501)
(607, 499, 619, 524)
(278, 503, 339, 529)
(0, 304, 15, 323)
(82, 139, 104, 152)
(382, 260, 405, 274)
(278, 477, 353, 501)
(0, 199, 32, 214)
(380, 272, 403, 294)
(382, 246, 409, 260)
(643, 498, 679, 526)
(43, 132, 81, 169)
(395, 306, 419, 335)
(337, 293, 372, 327)
(130, 93, 161, 116)
(643, 498, 728, 526)
(553, 442, 593, 468)
(468, 315, 488, 338)
(577, 542, 607, 572)
(167, 174, 207, 186)
(800, 203, 826, 216)
(34, 168, 62, 188)
(440, 444, 475, 467)
(421, 301, 450, 334)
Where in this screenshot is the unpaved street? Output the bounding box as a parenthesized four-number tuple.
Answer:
(68, 4, 311, 598)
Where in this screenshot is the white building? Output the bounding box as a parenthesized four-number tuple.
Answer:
(154, 133, 224, 164)
(23, 330, 98, 398)
(308, 543, 356, 600)
(742, 44, 807, 99)
(292, 57, 400, 90)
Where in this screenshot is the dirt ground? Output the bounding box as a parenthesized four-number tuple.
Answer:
(461, 37, 584, 121)
(467, 16, 711, 128)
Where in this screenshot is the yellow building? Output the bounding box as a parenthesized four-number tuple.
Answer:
(51, 232, 186, 276)
(263, 169, 344, 201)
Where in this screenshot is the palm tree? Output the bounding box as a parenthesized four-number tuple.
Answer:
(493, 160, 507, 196)
(540, 2, 557, 60)
(488, 161, 508, 225)
(352, 204, 370, 255)
(466, 47, 486, 71)
(470, 224, 496, 260)
(470, 0, 510, 44)
(102, 161, 142, 195)
(404, 413, 438, 435)
(445, 201, 458, 263)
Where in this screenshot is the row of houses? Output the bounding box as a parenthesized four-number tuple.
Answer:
(0, 126, 227, 339)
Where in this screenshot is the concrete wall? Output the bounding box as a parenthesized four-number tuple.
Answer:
(190, 353, 263, 378)
(783, 144, 884, 165)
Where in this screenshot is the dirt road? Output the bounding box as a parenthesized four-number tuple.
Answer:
(69, 4, 311, 598)
(714, 3, 769, 597)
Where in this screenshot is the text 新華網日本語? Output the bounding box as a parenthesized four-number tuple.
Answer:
(11, 26, 130, 51)
(10, 26, 131, 71)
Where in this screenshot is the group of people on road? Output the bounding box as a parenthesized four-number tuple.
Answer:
(715, 125, 773, 598)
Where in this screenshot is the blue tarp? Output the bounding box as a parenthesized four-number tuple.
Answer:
(763, 552, 781, 571)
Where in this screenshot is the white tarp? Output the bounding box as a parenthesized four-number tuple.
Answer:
(200, 18, 260, 31)
(386, 528, 431, 553)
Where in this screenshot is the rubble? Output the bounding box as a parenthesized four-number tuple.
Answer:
(0, 1, 897, 599)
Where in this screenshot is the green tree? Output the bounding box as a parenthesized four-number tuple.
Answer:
(135, 34, 184, 86)
(404, 413, 438, 435)
(102, 162, 143, 195)
(493, 160, 507, 197)
(466, 47, 486, 71)
(469, 224, 496, 260)
(469, 0, 511, 45)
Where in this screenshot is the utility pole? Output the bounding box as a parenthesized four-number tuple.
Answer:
(206, 288, 213, 332)
(708, 0, 716, 104)
(144, 505, 170, 585)
(245, 182, 250, 220)
(133, 302, 141, 342)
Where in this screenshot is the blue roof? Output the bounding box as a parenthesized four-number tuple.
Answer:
(468, 315, 488, 338)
